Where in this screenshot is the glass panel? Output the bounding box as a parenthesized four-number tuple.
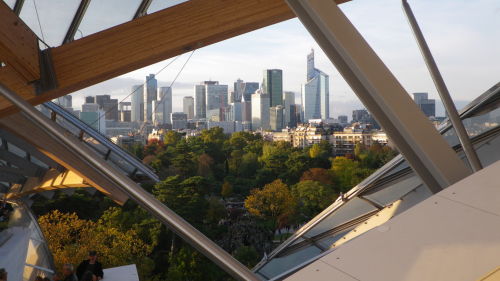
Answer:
(83, 137, 108, 156)
(472, 130, 500, 168)
(362, 174, 422, 206)
(393, 185, 433, 216)
(148, 0, 189, 14)
(108, 151, 135, 174)
(55, 115, 81, 136)
(19, 0, 80, 47)
(257, 245, 322, 279)
(3, 0, 15, 9)
(78, 0, 141, 38)
(7, 142, 26, 158)
(304, 198, 376, 238)
(316, 226, 355, 249)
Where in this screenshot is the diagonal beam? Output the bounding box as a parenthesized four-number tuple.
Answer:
(13, 0, 24, 15)
(286, 0, 471, 192)
(133, 0, 152, 19)
(62, 0, 91, 44)
(0, 148, 47, 174)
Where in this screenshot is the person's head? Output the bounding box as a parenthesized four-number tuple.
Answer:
(0, 268, 7, 281)
(88, 250, 98, 263)
(62, 264, 74, 276)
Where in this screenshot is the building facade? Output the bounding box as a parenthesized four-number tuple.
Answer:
(143, 74, 158, 122)
(302, 49, 329, 122)
(263, 69, 283, 107)
(131, 84, 144, 122)
(251, 90, 270, 131)
(270, 105, 284, 131)
(183, 96, 195, 119)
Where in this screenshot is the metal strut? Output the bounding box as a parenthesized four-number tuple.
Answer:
(402, 0, 482, 172)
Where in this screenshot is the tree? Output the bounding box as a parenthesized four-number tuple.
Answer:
(233, 246, 260, 268)
(244, 179, 297, 231)
(293, 180, 335, 220)
(38, 210, 153, 280)
(300, 168, 335, 186)
(331, 156, 374, 192)
(221, 181, 233, 198)
(164, 130, 182, 146)
(197, 153, 214, 177)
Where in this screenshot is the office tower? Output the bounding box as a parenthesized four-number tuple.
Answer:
(171, 112, 188, 130)
(194, 83, 206, 119)
(234, 79, 245, 102)
(270, 105, 284, 131)
(302, 49, 329, 122)
(85, 96, 95, 104)
(104, 99, 119, 121)
(283, 91, 295, 127)
(263, 69, 283, 107)
(242, 94, 252, 123)
(95, 95, 110, 109)
(143, 74, 158, 122)
(131, 84, 144, 122)
(352, 109, 370, 122)
(119, 102, 131, 122)
(290, 104, 301, 127)
(226, 102, 242, 122)
(205, 81, 228, 121)
(56, 95, 72, 109)
(183, 96, 194, 119)
(251, 90, 270, 130)
(81, 103, 99, 112)
(413, 92, 436, 117)
(155, 86, 172, 124)
(338, 115, 348, 124)
(243, 82, 259, 102)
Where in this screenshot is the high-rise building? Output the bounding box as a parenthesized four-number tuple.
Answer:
(283, 91, 295, 127)
(205, 81, 228, 121)
(270, 105, 284, 131)
(143, 74, 157, 122)
(263, 69, 283, 107)
(56, 95, 72, 109)
(338, 115, 348, 124)
(95, 95, 110, 109)
(243, 82, 259, 103)
(251, 89, 270, 130)
(413, 92, 436, 117)
(302, 49, 329, 122)
(352, 109, 370, 123)
(183, 96, 194, 119)
(153, 86, 172, 125)
(81, 103, 99, 112)
(290, 104, 301, 127)
(171, 112, 188, 130)
(85, 96, 95, 104)
(119, 102, 131, 122)
(80, 104, 106, 134)
(131, 84, 144, 122)
(194, 83, 206, 119)
(225, 102, 242, 122)
(104, 99, 119, 121)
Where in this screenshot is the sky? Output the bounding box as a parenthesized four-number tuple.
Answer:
(17, 0, 500, 118)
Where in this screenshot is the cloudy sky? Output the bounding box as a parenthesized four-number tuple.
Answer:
(15, 0, 500, 117)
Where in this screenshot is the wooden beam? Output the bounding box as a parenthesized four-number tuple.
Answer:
(0, 1, 39, 82)
(0, 0, 350, 116)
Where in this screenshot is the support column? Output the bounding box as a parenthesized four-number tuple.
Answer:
(285, 0, 471, 193)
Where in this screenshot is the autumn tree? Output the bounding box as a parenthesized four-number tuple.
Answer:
(300, 168, 335, 187)
(38, 210, 153, 280)
(244, 179, 297, 231)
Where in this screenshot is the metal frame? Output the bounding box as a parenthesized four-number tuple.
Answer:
(402, 0, 482, 172)
(62, 0, 91, 44)
(134, 0, 152, 19)
(43, 102, 159, 182)
(285, 0, 470, 194)
(12, 0, 24, 15)
(0, 82, 260, 281)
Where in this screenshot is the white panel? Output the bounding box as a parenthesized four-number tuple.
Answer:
(285, 260, 357, 281)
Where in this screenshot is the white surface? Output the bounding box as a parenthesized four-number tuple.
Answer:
(287, 159, 500, 281)
(102, 264, 139, 281)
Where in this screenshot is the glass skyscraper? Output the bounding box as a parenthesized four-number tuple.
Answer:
(263, 69, 283, 107)
(302, 49, 329, 122)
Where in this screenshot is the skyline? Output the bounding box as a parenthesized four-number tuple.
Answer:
(69, 0, 499, 117)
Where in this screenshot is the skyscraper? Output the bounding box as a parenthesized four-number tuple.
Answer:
(153, 86, 172, 125)
(143, 74, 158, 122)
(131, 84, 144, 122)
(302, 49, 330, 122)
(243, 82, 259, 103)
(85, 96, 95, 104)
(194, 84, 206, 119)
(413, 92, 436, 117)
(251, 90, 270, 130)
(56, 95, 72, 109)
(263, 69, 283, 107)
(183, 96, 194, 119)
(283, 91, 295, 127)
(205, 81, 228, 121)
(234, 79, 245, 102)
(270, 105, 284, 131)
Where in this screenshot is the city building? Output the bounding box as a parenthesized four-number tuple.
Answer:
(143, 74, 158, 122)
(292, 123, 327, 148)
(302, 49, 330, 122)
(269, 105, 284, 131)
(205, 81, 228, 121)
(119, 102, 131, 122)
(80, 110, 106, 134)
(153, 86, 172, 125)
(56, 95, 72, 109)
(263, 69, 283, 107)
(338, 115, 348, 125)
(283, 91, 295, 127)
(413, 92, 436, 117)
(207, 120, 243, 134)
(170, 112, 188, 130)
(194, 83, 206, 119)
(226, 102, 243, 122)
(131, 84, 144, 122)
(183, 96, 195, 119)
(81, 103, 99, 113)
(85, 96, 95, 104)
(251, 89, 270, 131)
(241, 95, 252, 123)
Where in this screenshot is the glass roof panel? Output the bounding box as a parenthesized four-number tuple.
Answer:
(303, 197, 377, 238)
(362, 174, 422, 206)
(2, 0, 15, 9)
(147, 0, 189, 14)
(78, 0, 141, 39)
(19, 0, 80, 47)
(257, 246, 322, 279)
(316, 226, 355, 249)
